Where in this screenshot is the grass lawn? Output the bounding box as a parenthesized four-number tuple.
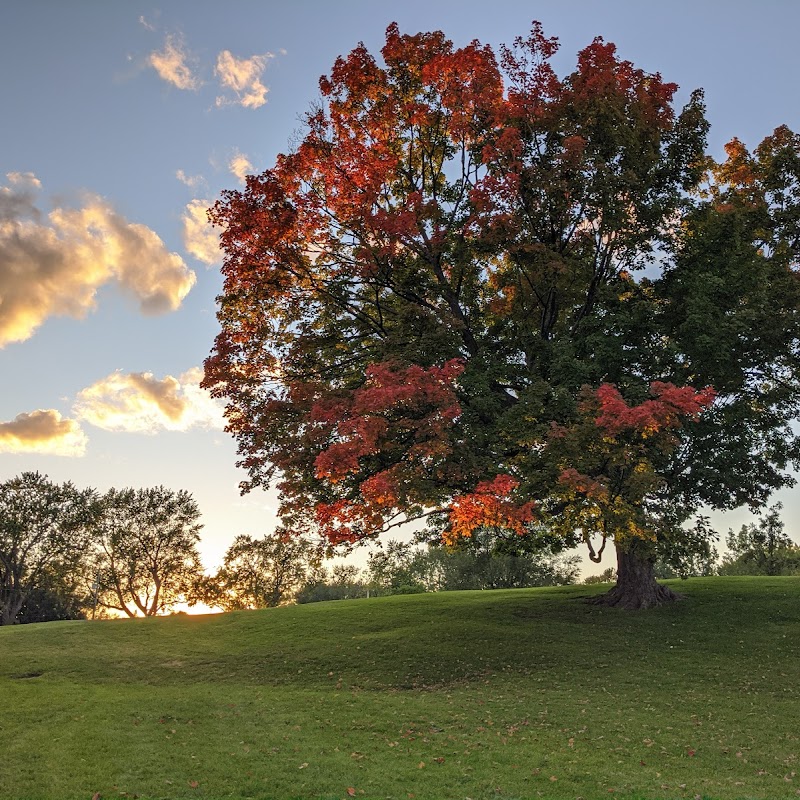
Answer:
(1, 577, 798, 800)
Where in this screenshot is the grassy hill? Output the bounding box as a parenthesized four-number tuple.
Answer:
(1, 578, 799, 800)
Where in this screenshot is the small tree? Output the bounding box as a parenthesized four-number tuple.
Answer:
(209, 530, 321, 610)
(719, 504, 800, 576)
(0, 472, 96, 625)
(366, 540, 426, 594)
(93, 487, 204, 617)
(295, 564, 368, 604)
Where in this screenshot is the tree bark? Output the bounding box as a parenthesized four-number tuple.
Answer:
(0, 595, 25, 625)
(589, 541, 682, 610)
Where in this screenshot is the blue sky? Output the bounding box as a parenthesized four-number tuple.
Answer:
(1, 1, 798, 573)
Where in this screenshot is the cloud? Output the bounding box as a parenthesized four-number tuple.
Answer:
(215, 50, 272, 108)
(139, 15, 156, 32)
(0, 176, 196, 347)
(0, 410, 87, 456)
(74, 367, 225, 434)
(6, 171, 41, 189)
(229, 152, 253, 184)
(182, 199, 222, 265)
(149, 34, 201, 91)
(176, 169, 206, 190)
(1, 171, 41, 221)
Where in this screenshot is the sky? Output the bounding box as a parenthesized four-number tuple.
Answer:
(1, 0, 799, 576)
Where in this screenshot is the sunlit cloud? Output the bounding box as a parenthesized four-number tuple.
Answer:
(139, 15, 157, 32)
(176, 169, 206, 190)
(6, 171, 41, 189)
(0, 176, 196, 347)
(215, 50, 272, 108)
(229, 152, 253, 184)
(149, 34, 201, 91)
(182, 198, 222, 265)
(0, 410, 87, 456)
(74, 367, 225, 434)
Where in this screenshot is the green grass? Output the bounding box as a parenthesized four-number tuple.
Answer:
(1, 578, 799, 800)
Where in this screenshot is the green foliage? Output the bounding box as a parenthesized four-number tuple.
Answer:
(1, 579, 799, 799)
(583, 567, 616, 585)
(203, 20, 800, 608)
(296, 564, 370, 603)
(652, 515, 719, 579)
(417, 527, 581, 591)
(15, 584, 87, 624)
(719, 503, 800, 576)
(365, 540, 427, 594)
(206, 530, 322, 610)
(92, 487, 204, 617)
(0, 472, 97, 625)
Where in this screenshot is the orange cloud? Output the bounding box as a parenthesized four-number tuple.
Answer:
(182, 199, 222, 265)
(149, 34, 200, 90)
(229, 152, 253, 184)
(0, 410, 87, 456)
(74, 367, 224, 434)
(215, 50, 272, 108)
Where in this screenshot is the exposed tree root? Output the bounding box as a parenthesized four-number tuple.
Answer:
(587, 581, 683, 610)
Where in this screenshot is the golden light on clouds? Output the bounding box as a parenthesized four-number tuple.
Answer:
(0, 410, 87, 456)
(0, 175, 196, 347)
(149, 34, 201, 90)
(74, 367, 224, 434)
(215, 50, 271, 108)
(229, 152, 253, 184)
(176, 169, 205, 190)
(182, 199, 222, 264)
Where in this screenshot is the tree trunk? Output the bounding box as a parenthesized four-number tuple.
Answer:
(589, 541, 682, 610)
(0, 595, 24, 625)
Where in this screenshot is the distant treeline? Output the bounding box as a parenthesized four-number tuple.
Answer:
(2, 473, 798, 623)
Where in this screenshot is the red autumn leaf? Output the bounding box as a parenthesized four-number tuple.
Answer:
(188, 780, 200, 788)
(346, 788, 356, 797)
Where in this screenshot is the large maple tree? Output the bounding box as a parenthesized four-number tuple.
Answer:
(203, 24, 800, 608)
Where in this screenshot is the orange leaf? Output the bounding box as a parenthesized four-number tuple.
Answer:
(347, 789, 356, 797)
(188, 780, 200, 789)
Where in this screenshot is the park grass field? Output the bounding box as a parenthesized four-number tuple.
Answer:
(1, 577, 798, 800)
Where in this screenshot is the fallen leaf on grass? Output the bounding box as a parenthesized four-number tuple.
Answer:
(417, 761, 425, 769)
(346, 788, 356, 797)
(92, 794, 101, 800)
(188, 780, 199, 789)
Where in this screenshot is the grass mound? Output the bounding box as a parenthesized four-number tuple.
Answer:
(1, 578, 799, 799)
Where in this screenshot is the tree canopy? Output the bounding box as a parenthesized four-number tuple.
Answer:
(92, 487, 204, 617)
(0, 472, 96, 625)
(204, 530, 321, 610)
(719, 504, 800, 577)
(204, 23, 800, 608)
